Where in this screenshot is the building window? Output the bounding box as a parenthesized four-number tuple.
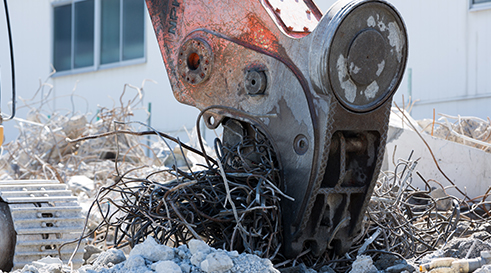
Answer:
(470, 0, 491, 10)
(53, 0, 145, 74)
(101, 0, 145, 64)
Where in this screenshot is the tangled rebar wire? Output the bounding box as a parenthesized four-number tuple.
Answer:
(420, 113, 491, 153)
(70, 119, 286, 262)
(0, 79, 150, 184)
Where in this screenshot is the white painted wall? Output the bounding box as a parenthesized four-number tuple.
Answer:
(1, 0, 490, 144)
(390, 0, 491, 120)
(0, 0, 53, 142)
(0, 0, 199, 144)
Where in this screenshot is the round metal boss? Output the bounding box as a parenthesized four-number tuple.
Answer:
(327, 1, 407, 112)
(178, 38, 213, 85)
(293, 134, 309, 155)
(245, 70, 267, 95)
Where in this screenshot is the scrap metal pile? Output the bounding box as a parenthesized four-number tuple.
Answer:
(0, 86, 148, 184)
(419, 114, 491, 153)
(2, 95, 490, 273)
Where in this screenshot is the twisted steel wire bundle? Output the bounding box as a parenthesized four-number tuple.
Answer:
(365, 160, 461, 258)
(80, 121, 285, 260)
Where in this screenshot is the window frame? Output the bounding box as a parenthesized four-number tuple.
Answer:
(469, 0, 491, 11)
(51, 0, 146, 77)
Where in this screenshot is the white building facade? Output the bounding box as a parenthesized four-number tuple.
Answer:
(0, 0, 200, 143)
(0, 0, 490, 142)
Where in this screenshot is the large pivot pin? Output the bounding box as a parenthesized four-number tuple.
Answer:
(347, 29, 387, 86)
(178, 38, 213, 85)
(310, 1, 408, 112)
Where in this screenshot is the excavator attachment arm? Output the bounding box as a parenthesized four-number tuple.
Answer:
(145, 0, 407, 257)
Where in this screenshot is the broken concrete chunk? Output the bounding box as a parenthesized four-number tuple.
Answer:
(443, 239, 491, 259)
(430, 188, 452, 211)
(63, 115, 88, 140)
(188, 239, 211, 256)
(200, 251, 233, 273)
(227, 250, 239, 259)
(472, 232, 491, 241)
(349, 255, 379, 273)
(129, 236, 174, 262)
(123, 255, 146, 270)
(180, 262, 191, 273)
(230, 254, 279, 273)
(84, 245, 103, 263)
(30, 257, 64, 273)
(474, 264, 491, 273)
(190, 251, 208, 267)
(151, 260, 182, 273)
(91, 248, 126, 268)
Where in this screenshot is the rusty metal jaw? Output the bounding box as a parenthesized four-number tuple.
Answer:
(146, 0, 407, 258)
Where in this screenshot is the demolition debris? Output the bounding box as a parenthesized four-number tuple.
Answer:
(0, 90, 490, 273)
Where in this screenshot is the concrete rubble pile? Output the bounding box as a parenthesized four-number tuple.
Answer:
(7, 237, 278, 273)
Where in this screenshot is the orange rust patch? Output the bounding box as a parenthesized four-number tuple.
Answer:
(239, 14, 280, 53)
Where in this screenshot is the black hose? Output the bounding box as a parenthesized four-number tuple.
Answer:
(3, 0, 15, 121)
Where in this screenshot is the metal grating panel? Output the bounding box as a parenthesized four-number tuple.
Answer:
(0, 180, 86, 270)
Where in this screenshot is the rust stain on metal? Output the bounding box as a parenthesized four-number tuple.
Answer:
(239, 14, 281, 53)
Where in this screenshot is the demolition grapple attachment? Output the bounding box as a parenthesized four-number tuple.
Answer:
(146, 0, 407, 257)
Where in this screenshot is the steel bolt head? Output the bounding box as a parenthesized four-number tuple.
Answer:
(293, 134, 309, 155)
